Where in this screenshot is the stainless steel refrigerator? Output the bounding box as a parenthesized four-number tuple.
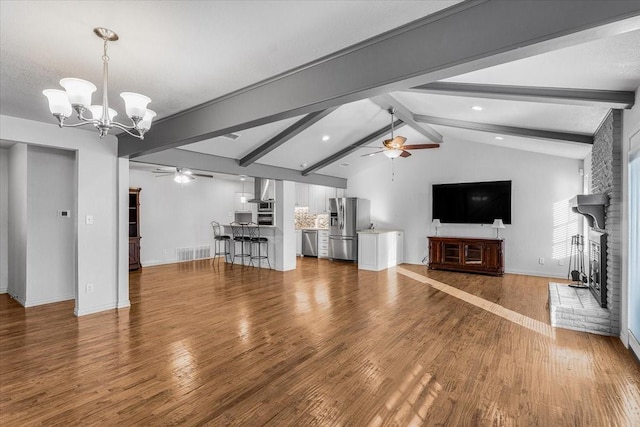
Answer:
(329, 197, 370, 261)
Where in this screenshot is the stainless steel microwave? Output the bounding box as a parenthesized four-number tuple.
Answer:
(258, 202, 273, 212)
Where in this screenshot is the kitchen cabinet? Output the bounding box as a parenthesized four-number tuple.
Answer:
(318, 230, 329, 258)
(295, 183, 309, 207)
(357, 230, 404, 271)
(295, 183, 339, 213)
(296, 230, 302, 256)
(428, 236, 504, 276)
(308, 185, 323, 213)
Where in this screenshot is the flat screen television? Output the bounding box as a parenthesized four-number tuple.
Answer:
(432, 180, 512, 224)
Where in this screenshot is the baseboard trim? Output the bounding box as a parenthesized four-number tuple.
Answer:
(117, 300, 131, 309)
(630, 331, 640, 361)
(0, 287, 7, 294)
(142, 259, 176, 267)
(505, 268, 566, 279)
(24, 294, 75, 307)
(74, 301, 118, 317)
(7, 290, 26, 307)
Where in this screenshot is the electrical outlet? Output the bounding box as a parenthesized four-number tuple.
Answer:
(538, 257, 545, 265)
(558, 259, 565, 266)
(85, 215, 94, 225)
(86, 283, 94, 293)
(163, 249, 168, 256)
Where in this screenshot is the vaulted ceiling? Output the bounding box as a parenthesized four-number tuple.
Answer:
(2, 1, 639, 185)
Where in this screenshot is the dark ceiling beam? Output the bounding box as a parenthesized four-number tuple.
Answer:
(406, 82, 636, 109)
(371, 94, 443, 143)
(414, 114, 593, 145)
(118, 1, 640, 158)
(135, 149, 347, 188)
(239, 107, 338, 167)
(302, 120, 405, 176)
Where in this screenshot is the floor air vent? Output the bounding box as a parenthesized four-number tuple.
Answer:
(176, 246, 211, 262)
(194, 246, 211, 260)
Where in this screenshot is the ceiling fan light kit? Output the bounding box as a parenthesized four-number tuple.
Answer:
(383, 149, 402, 159)
(363, 108, 440, 159)
(43, 27, 155, 140)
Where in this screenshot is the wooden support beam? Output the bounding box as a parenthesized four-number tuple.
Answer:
(407, 82, 636, 109)
(302, 121, 405, 176)
(239, 107, 338, 167)
(119, 1, 640, 158)
(414, 114, 593, 145)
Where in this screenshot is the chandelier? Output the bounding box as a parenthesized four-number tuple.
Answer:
(43, 28, 155, 140)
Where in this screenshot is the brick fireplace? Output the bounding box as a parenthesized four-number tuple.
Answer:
(549, 110, 622, 336)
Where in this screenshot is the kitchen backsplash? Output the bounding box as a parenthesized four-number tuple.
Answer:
(295, 207, 329, 229)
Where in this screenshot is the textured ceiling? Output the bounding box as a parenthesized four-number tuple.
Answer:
(1, 2, 639, 181)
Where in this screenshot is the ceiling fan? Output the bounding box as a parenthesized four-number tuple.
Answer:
(153, 167, 213, 183)
(363, 108, 440, 159)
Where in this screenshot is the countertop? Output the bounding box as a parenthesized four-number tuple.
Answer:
(356, 229, 402, 234)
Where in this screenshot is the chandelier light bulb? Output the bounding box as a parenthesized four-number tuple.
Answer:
(59, 78, 97, 107)
(87, 105, 118, 121)
(138, 109, 157, 131)
(120, 92, 151, 119)
(43, 89, 72, 118)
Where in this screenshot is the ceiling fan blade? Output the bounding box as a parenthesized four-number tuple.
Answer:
(193, 173, 214, 178)
(360, 150, 385, 157)
(402, 143, 440, 150)
(400, 150, 412, 158)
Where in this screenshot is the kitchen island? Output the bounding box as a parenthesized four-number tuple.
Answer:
(357, 229, 404, 271)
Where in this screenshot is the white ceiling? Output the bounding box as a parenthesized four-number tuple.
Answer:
(1, 1, 639, 182)
(0, 0, 460, 124)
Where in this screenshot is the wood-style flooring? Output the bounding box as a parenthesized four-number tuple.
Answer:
(1, 258, 639, 426)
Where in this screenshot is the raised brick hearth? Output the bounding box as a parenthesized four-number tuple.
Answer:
(549, 282, 616, 336)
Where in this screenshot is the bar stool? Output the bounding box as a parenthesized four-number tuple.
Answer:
(248, 222, 271, 269)
(210, 221, 231, 270)
(230, 221, 251, 268)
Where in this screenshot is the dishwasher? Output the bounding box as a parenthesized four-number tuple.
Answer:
(302, 230, 318, 257)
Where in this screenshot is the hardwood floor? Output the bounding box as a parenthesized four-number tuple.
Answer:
(1, 258, 639, 426)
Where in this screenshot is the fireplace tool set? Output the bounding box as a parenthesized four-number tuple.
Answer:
(568, 234, 588, 288)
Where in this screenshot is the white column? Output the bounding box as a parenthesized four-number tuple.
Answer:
(275, 180, 296, 271)
(117, 157, 130, 309)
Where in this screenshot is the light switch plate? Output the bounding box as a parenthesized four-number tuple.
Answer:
(86, 215, 94, 225)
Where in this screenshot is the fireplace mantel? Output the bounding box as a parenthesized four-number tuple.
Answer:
(570, 194, 609, 230)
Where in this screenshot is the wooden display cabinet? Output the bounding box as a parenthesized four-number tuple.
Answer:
(129, 188, 141, 271)
(428, 236, 504, 276)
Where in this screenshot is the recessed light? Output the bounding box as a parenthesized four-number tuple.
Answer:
(471, 105, 483, 111)
(239, 175, 246, 181)
(340, 162, 350, 167)
(321, 135, 330, 142)
(222, 133, 240, 141)
(495, 136, 504, 140)
(300, 163, 308, 168)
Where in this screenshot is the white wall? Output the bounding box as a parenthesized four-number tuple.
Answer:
(1, 115, 123, 316)
(129, 169, 244, 266)
(25, 145, 76, 306)
(0, 148, 9, 293)
(346, 136, 583, 278)
(7, 143, 27, 303)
